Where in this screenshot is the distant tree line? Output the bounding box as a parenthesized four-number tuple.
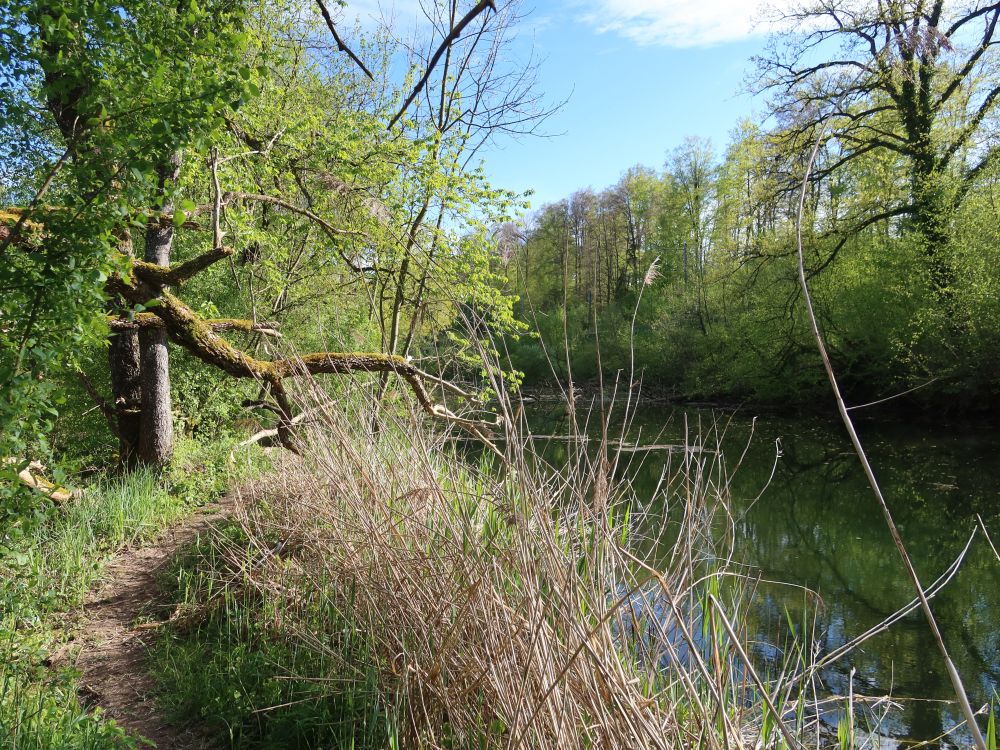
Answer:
(506, 1, 1000, 411)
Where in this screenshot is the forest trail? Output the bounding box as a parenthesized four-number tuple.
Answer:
(69, 496, 235, 749)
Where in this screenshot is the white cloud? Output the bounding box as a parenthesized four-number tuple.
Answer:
(579, 0, 787, 47)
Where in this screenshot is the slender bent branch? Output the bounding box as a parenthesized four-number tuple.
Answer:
(808, 204, 914, 278)
(75, 370, 119, 436)
(224, 193, 367, 237)
(314, 0, 374, 80)
(225, 192, 374, 273)
(794, 88, 988, 750)
(387, 0, 497, 130)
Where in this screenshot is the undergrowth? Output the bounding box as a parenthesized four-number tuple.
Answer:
(0, 437, 255, 750)
(148, 380, 785, 749)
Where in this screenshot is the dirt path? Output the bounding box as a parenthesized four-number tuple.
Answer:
(70, 497, 235, 749)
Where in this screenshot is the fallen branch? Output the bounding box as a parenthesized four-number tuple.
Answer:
(3, 458, 80, 503)
(234, 409, 317, 452)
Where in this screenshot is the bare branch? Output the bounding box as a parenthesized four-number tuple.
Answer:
(75, 370, 119, 437)
(387, 0, 497, 130)
(225, 191, 375, 273)
(314, 0, 374, 80)
(210, 148, 224, 250)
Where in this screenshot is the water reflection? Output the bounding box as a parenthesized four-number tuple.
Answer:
(525, 404, 1000, 747)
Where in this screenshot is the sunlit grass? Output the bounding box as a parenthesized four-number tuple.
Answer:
(0, 437, 253, 750)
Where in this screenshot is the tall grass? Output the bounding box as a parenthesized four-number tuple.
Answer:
(0, 437, 249, 750)
(153, 377, 831, 749)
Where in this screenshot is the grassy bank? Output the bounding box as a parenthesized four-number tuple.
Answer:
(0, 438, 251, 749)
(146, 382, 828, 749)
(6, 388, 993, 748)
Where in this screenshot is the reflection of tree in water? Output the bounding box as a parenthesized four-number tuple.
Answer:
(525, 405, 1000, 745)
(730, 420, 999, 746)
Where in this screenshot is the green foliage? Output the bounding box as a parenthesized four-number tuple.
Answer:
(508, 119, 1000, 409)
(0, 0, 256, 482)
(0, 663, 138, 750)
(152, 525, 396, 749)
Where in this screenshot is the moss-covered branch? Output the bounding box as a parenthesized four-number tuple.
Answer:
(131, 246, 234, 286)
(0, 207, 45, 247)
(106, 270, 494, 453)
(141, 291, 489, 427)
(109, 313, 280, 336)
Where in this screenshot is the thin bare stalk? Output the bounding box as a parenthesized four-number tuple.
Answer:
(793, 108, 987, 750)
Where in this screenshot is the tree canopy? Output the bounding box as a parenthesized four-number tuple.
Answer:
(1, 0, 538, 500)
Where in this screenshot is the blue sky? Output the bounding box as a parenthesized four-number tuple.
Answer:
(347, 0, 786, 209)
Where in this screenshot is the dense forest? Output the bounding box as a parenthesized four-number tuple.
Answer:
(506, 31, 1000, 409)
(1, 0, 999, 748)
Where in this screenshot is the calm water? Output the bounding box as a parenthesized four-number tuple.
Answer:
(526, 402, 1000, 748)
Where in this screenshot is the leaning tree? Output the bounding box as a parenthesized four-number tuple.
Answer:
(1, 0, 509, 472)
(755, 0, 1000, 292)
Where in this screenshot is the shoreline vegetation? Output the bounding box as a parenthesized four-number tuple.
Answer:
(2, 381, 995, 748)
(3, 0, 1000, 746)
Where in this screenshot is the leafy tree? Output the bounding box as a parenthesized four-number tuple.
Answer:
(1, 0, 253, 490)
(2, 0, 530, 485)
(755, 0, 1000, 293)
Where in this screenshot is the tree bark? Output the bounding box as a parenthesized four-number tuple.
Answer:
(910, 159, 955, 296)
(137, 153, 181, 467)
(109, 327, 143, 467)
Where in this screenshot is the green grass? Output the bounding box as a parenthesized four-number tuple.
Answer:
(150, 526, 398, 750)
(0, 437, 253, 750)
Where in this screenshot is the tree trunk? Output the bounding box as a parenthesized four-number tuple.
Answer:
(137, 153, 181, 467)
(911, 163, 954, 297)
(109, 329, 143, 467)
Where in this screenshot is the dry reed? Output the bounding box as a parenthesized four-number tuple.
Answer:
(217, 376, 801, 749)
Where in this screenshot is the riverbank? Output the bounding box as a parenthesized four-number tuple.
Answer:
(143, 388, 905, 749)
(4, 397, 996, 748)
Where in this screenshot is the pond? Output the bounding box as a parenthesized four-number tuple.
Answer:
(524, 401, 1000, 748)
